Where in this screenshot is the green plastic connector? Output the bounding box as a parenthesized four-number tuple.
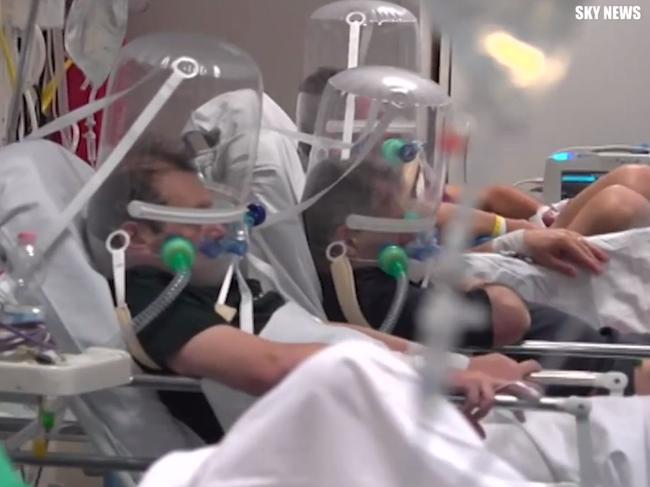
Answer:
(378, 245, 409, 279)
(403, 211, 420, 221)
(0, 447, 27, 487)
(41, 411, 55, 432)
(161, 237, 196, 273)
(382, 138, 407, 166)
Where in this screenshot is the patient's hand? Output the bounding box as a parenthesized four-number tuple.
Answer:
(467, 353, 540, 382)
(541, 208, 559, 227)
(447, 370, 503, 419)
(447, 369, 504, 438)
(523, 228, 608, 277)
(446, 369, 541, 438)
(460, 355, 542, 437)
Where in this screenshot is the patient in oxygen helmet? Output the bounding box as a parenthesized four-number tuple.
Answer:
(90, 139, 541, 443)
(298, 68, 650, 241)
(301, 157, 650, 396)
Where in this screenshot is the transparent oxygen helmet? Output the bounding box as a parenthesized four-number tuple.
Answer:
(85, 33, 264, 290)
(304, 0, 419, 76)
(297, 1, 419, 138)
(302, 66, 451, 332)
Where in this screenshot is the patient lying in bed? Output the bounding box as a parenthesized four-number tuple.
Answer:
(83, 144, 650, 487)
(464, 226, 650, 334)
(91, 141, 540, 443)
(301, 158, 650, 396)
(443, 163, 650, 238)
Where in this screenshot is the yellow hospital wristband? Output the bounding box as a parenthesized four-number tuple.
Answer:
(491, 215, 507, 238)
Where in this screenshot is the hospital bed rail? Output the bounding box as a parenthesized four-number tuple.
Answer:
(1, 370, 605, 487)
(461, 340, 650, 360)
(449, 393, 591, 415)
(9, 450, 153, 473)
(5, 385, 592, 476)
(530, 370, 626, 396)
(127, 371, 628, 396)
(449, 393, 595, 487)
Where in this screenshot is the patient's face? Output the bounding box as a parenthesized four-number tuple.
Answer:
(128, 168, 226, 259)
(346, 174, 413, 262)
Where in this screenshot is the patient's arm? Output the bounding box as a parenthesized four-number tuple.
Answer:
(462, 280, 531, 346)
(435, 202, 536, 238)
(467, 353, 541, 381)
(471, 228, 608, 277)
(168, 320, 542, 411)
(478, 185, 542, 219)
(332, 323, 410, 353)
(445, 184, 542, 219)
(169, 325, 324, 396)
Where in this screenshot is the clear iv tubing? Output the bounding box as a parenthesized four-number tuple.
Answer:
(378, 273, 408, 334)
(132, 270, 191, 333)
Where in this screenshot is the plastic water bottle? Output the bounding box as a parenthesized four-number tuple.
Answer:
(1, 232, 45, 325)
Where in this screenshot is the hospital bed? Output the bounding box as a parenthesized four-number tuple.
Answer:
(0, 139, 649, 486)
(244, 133, 650, 485)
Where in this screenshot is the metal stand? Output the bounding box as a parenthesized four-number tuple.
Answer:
(9, 451, 153, 472)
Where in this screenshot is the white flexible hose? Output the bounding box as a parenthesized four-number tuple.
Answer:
(379, 274, 409, 334)
(132, 271, 191, 333)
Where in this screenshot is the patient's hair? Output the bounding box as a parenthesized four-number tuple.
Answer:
(302, 159, 400, 269)
(87, 137, 195, 242)
(297, 67, 342, 163)
(299, 67, 342, 96)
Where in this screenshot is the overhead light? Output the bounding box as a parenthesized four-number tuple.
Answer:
(481, 30, 567, 88)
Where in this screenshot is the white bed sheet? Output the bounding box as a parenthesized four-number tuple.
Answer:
(147, 342, 565, 487)
(161, 338, 650, 487)
(462, 228, 650, 332)
(485, 395, 650, 486)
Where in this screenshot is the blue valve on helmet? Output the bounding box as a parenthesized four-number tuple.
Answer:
(199, 237, 248, 258)
(198, 238, 225, 259)
(199, 228, 248, 259)
(401, 213, 440, 261)
(405, 241, 439, 261)
(382, 138, 421, 166)
(245, 203, 266, 227)
(404, 232, 440, 261)
(226, 234, 248, 256)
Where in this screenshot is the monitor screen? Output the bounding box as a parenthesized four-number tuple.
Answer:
(560, 171, 608, 199)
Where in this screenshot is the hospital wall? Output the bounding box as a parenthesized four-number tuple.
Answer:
(449, 0, 650, 186)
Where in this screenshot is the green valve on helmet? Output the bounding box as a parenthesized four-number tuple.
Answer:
(382, 138, 420, 166)
(378, 245, 409, 279)
(161, 237, 196, 273)
(403, 210, 420, 221)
